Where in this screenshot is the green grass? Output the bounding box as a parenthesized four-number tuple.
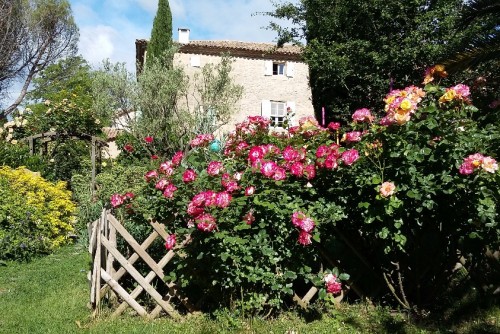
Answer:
(0, 244, 498, 334)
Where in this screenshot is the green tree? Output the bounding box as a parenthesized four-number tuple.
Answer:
(1, 0, 78, 117)
(92, 52, 243, 158)
(26, 56, 93, 110)
(146, 0, 173, 68)
(266, 0, 480, 123)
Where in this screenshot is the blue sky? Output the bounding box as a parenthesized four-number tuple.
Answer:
(71, 0, 296, 72)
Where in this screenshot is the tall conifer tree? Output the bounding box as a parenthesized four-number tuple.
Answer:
(146, 0, 173, 67)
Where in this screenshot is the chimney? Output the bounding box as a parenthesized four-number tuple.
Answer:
(178, 28, 190, 44)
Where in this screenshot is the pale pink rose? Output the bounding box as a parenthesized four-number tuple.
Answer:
(182, 169, 197, 183)
(352, 108, 374, 123)
(452, 84, 470, 99)
(245, 186, 255, 196)
(341, 149, 359, 166)
(207, 161, 224, 176)
(165, 234, 176, 250)
(298, 231, 312, 246)
(481, 156, 498, 173)
(379, 181, 396, 198)
(233, 172, 243, 181)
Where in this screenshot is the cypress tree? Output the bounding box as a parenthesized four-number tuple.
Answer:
(146, 0, 173, 67)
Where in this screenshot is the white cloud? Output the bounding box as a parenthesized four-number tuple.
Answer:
(79, 25, 116, 64)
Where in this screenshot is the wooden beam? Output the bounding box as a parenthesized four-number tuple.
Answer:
(107, 214, 164, 278)
(101, 235, 180, 319)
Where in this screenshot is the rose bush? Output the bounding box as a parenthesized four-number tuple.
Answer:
(113, 69, 499, 312)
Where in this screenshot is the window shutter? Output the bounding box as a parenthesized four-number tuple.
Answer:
(286, 101, 296, 126)
(261, 100, 272, 119)
(191, 55, 201, 67)
(286, 62, 294, 77)
(264, 60, 272, 76)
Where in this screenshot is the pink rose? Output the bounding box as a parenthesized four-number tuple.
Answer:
(290, 162, 304, 177)
(182, 169, 197, 183)
(196, 213, 217, 232)
(341, 149, 359, 166)
(155, 178, 169, 190)
(171, 151, 183, 166)
(327, 122, 341, 131)
(144, 170, 158, 182)
(159, 161, 174, 176)
(344, 131, 362, 142)
(165, 234, 176, 250)
(324, 274, 342, 295)
(162, 183, 177, 198)
(207, 161, 224, 176)
(304, 164, 316, 180)
(298, 231, 312, 246)
(352, 108, 374, 123)
(144, 136, 154, 143)
(215, 192, 232, 208)
(273, 167, 287, 181)
(248, 146, 265, 163)
(260, 160, 278, 178)
(123, 143, 134, 152)
(245, 186, 255, 196)
(110, 193, 124, 208)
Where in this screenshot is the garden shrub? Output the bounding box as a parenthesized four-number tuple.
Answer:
(0, 166, 76, 261)
(112, 69, 499, 313)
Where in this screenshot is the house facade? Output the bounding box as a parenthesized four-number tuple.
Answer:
(135, 29, 314, 131)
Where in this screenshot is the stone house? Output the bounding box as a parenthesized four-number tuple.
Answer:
(135, 28, 314, 131)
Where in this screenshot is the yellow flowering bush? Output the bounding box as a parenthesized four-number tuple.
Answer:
(0, 167, 76, 261)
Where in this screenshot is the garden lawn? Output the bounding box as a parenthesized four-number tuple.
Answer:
(0, 243, 498, 333)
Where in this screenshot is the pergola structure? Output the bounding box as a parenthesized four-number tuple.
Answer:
(21, 131, 108, 193)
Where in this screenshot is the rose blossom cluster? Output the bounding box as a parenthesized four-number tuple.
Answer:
(145, 151, 185, 199)
(187, 189, 233, 232)
(382, 86, 425, 125)
(324, 273, 342, 295)
(110, 192, 134, 208)
(190, 133, 215, 148)
(459, 153, 498, 175)
(224, 117, 271, 156)
(439, 84, 471, 104)
(316, 144, 360, 168)
(292, 211, 316, 246)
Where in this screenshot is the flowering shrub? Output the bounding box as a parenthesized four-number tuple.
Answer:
(115, 71, 499, 311)
(0, 167, 76, 261)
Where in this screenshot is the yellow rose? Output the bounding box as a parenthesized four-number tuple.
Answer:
(439, 89, 456, 103)
(400, 99, 412, 111)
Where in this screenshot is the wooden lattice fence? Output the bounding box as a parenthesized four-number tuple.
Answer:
(88, 210, 346, 318)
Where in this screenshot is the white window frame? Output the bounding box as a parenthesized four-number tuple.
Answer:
(273, 62, 286, 76)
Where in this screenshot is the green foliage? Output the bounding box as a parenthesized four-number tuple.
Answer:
(26, 56, 94, 111)
(146, 0, 173, 67)
(0, 166, 75, 261)
(266, 0, 486, 123)
(94, 53, 242, 159)
(115, 78, 499, 312)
